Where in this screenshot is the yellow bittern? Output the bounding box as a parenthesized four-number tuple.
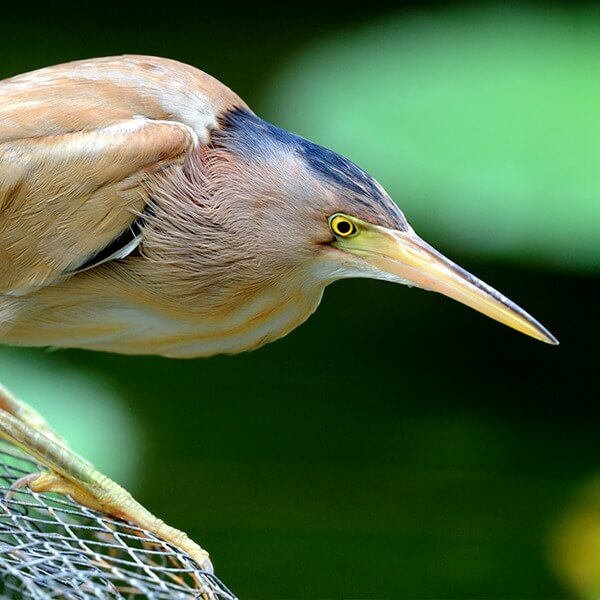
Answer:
(0, 55, 557, 571)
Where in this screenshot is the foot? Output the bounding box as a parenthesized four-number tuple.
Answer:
(0, 397, 212, 572)
(12, 467, 213, 573)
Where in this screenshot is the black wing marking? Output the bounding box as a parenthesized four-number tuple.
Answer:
(71, 208, 152, 273)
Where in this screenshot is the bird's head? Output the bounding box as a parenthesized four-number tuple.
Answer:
(203, 108, 556, 344)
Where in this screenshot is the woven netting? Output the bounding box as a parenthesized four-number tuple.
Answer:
(0, 440, 236, 599)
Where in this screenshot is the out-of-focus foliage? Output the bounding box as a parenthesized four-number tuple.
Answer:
(549, 478, 600, 599)
(263, 6, 600, 270)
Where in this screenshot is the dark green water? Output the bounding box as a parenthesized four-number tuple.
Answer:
(55, 267, 591, 598)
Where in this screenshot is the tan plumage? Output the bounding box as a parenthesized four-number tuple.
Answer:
(0, 55, 244, 291)
(0, 55, 306, 356)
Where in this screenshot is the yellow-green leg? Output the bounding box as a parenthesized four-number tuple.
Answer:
(0, 388, 212, 573)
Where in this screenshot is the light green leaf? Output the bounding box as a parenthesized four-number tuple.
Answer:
(262, 6, 600, 270)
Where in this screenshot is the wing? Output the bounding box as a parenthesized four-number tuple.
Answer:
(0, 55, 246, 294)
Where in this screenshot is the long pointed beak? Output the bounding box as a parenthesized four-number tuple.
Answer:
(337, 224, 558, 344)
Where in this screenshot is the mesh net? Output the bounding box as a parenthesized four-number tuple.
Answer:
(0, 440, 237, 599)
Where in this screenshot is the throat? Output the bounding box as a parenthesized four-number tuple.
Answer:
(134, 285, 324, 358)
(0, 274, 326, 358)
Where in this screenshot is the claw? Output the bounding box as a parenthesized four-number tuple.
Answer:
(5, 472, 42, 502)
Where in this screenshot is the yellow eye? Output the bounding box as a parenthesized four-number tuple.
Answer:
(330, 214, 358, 238)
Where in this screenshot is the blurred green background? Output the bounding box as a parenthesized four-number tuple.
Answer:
(1, 1, 598, 597)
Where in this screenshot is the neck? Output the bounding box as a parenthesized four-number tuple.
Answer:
(0, 258, 327, 357)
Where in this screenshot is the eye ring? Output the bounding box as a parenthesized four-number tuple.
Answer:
(329, 214, 358, 238)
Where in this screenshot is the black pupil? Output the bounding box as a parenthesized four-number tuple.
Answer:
(337, 220, 352, 235)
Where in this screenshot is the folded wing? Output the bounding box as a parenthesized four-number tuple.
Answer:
(0, 55, 245, 294)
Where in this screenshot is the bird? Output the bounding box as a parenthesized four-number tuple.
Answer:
(0, 55, 557, 571)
